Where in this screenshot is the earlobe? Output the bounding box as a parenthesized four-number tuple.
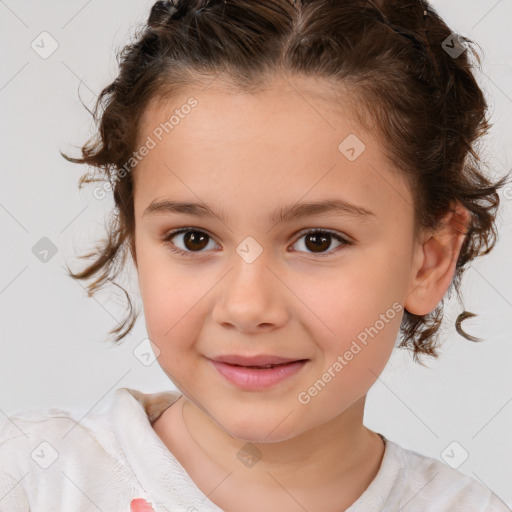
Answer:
(405, 203, 471, 316)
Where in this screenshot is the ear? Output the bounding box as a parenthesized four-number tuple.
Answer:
(404, 202, 471, 316)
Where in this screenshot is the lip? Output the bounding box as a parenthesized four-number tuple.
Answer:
(208, 357, 309, 391)
(211, 354, 305, 366)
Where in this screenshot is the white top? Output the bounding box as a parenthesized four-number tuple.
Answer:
(0, 387, 509, 512)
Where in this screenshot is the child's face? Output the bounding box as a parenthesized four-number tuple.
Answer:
(132, 76, 420, 442)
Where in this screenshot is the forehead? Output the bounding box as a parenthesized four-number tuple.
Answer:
(137, 74, 368, 152)
(133, 77, 414, 227)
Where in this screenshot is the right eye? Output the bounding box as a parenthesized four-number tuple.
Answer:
(162, 228, 219, 257)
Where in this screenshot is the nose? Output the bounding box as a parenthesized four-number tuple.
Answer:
(211, 254, 289, 334)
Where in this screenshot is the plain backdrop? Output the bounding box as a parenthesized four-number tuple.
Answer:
(1, 0, 511, 508)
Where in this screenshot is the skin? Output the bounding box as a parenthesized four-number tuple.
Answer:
(130, 75, 470, 511)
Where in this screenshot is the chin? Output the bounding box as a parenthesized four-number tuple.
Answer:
(218, 414, 301, 445)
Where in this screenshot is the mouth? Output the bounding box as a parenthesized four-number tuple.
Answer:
(210, 354, 308, 367)
(207, 356, 309, 391)
(223, 361, 307, 369)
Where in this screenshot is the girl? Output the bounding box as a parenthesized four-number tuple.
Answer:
(1, 0, 510, 511)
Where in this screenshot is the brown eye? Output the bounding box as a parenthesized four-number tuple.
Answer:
(304, 232, 331, 252)
(181, 230, 209, 251)
(163, 227, 351, 258)
(163, 228, 218, 257)
(292, 229, 350, 257)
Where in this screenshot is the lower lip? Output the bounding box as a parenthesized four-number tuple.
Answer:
(209, 359, 308, 391)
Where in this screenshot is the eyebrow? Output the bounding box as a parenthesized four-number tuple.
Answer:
(142, 198, 376, 224)
(143, 198, 376, 225)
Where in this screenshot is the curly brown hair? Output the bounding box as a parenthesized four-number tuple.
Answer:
(60, 0, 511, 364)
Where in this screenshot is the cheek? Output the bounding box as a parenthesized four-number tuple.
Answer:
(290, 253, 405, 387)
(292, 256, 404, 338)
(137, 245, 188, 341)
(297, 300, 400, 421)
(136, 247, 212, 369)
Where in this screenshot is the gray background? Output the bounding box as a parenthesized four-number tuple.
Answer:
(1, 0, 511, 507)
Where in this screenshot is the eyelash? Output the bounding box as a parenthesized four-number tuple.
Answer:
(162, 227, 352, 258)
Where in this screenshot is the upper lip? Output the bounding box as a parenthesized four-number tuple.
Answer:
(210, 354, 307, 366)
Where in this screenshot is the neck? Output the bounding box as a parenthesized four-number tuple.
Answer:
(179, 395, 384, 490)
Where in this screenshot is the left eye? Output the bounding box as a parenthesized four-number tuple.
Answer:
(292, 229, 350, 256)
(162, 228, 351, 258)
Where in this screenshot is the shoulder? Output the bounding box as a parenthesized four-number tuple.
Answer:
(0, 402, 129, 509)
(0, 387, 181, 509)
(0, 403, 117, 459)
(383, 437, 511, 512)
(0, 402, 118, 468)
